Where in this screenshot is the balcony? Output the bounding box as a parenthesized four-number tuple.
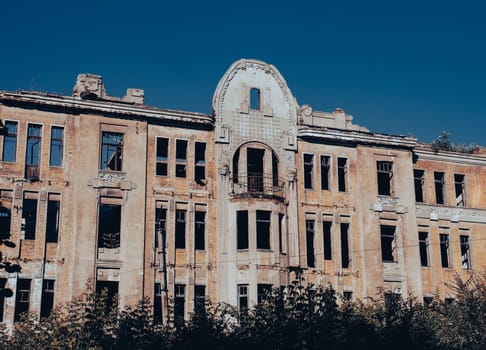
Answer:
(231, 173, 285, 200)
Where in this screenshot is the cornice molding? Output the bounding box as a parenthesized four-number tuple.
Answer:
(416, 204, 486, 224)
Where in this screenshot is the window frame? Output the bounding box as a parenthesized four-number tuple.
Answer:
(49, 125, 64, 167)
(256, 210, 271, 250)
(2, 120, 18, 163)
(418, 231, 429, 267)
(414, 169, 425, 203)
(320, 155, 331, 190)
(377, 161, 393, 196)
(175, 139, 188, 178)
(303, 153, 314, 190)
(100, 131, 124, 172)
(155, 137, 169, 177)
(337, 157, 348, 192)
(454, 174, 466, 207)
(434, 172, 445, 205)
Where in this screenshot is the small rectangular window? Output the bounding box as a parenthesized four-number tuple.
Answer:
(175, 140, 188, 178)
(257, 284, 272, 305)
(25, 124, 42, 180)
(195, 142, 206, 185)
(96, 280, 118, 309)
(195, 210, 206, 250)
(14, 278, 31, 322)
(22, 194, 38, 240)
(418, 232, 429, 267)
(380, 225, 396, 262)
(278, 214, 284, 253)
(250, 88, 261, 110)
(156, 137, 169, 176)
(303, 154, 314, 189)
(256, 210, 271, 250)
(323, 221, 332, 260)
(194, 285, 206, 311)
(341, 223, 350, 268)
(343, 291, 353, 301)
(238, 284, 248, 310)
(2, 121, 17, 162)
(0, 190, 13, 240)
(237, 211, 249, 250)
(454, 174, 466, 206)
(174, 284, 185, 324)
(175, 209, 186, 249)
(306, 220, 315, 268)
(338, 158, 348, 192)
(46, 194, 60, 243)
(434, 172, 445, 205)
(49, 126, 64, 167)
(0, 278, 6, 322)
(460, 235, 471, 270)
(100, 131, 123, 171)
(414, 169, 425, 202)
(40, 279, 55, 318)
(440, 233, 450, 268)
(155, 204, 167, 249)
(320, 155, 331, 190)
(377, 161, 393, 196)
(153, 283, 162, 323)
(98, 203, 121, 249)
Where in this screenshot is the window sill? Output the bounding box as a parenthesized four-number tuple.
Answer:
(257, 249, 273, 253)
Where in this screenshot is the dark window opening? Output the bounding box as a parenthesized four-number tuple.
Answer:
(303, 154, 314, 189)
(272, 152, 279, 187)
(440, 234, 450, 268)
(323, 221, 332, 260)
(100, 131, 123, 171)
(460, 235, 471, 270)
(155, 206, 167, 249)
(320, 155, 330, 190)
(232, 149, 240, 184)
(434, 172, 445, 205)
(46, 196, 60, 243)
(154, 283, 162, 323)
(414, 169, 425, 202)
(174, 284, 185, 324)
(0, 190, 12, 240)
(0, 278, 6, 322)
(343, 291, 353, 301)
(156, 138, 169, 176)
(49, 126, 63, 167)
(377, 161, 393, 196)
(338, 158, 348, 192)
(250, 88, 261, 110)
(237, 211, 249, 250)
(341, 223, 350, 268)
(306, 220, 315, 268)
(381, 225, 396, 262)
(385, 292, 401, 309)
(195, 142, 206, 185)
(98, 204, 121, 249)
(418, 232, 429, 267)
(454, 174, 466, 206)
(22, 197, 38, 240)
(25, 124, 42, 179)
(256, 210, 271, 249)
(14, 278, 31, 322)
(247, 148, 265, 192)
(2, 121, 17, 162)
(194, 285, 206, 311)
(238, 284, 248, 310)
(96, 280, 118, 310)
(423, 296, 433, 306)
(195, 211, 205, 250)
(175, 140, 188, 178)
(40, 279, 55, 318)
(278, 214, 284, 253)
(175, 209, 186, 249)
(257, 284, 272, 305)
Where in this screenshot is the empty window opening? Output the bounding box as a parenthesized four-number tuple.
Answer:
(98, 204, 121, 249)
(257, 284, 272, 305)
(377, 161, 393, 196)
(414, 169, 425, 202)
(460, 235, 471, 270)
(343, 291, 353, 301)
(175, 140, 188, 178)
(195, 142, 206, 185)
(341, 223, 350, 268)
(418, 232, 429, 267)
(434, 172, 445, 204)
(440, 234, 450, 268)
(194, 285, 206, 311)
(49, 126, 63, 167)
(423, 296, 433, 306)
(96, 280, 118, 310)
(250, 88, 261, 110)
(0, 278, 6, 322)
(247, 148, 265, 192)
(2, 121, 17, 162)
(380, 225, 396, 263)
(238, 284, 248, 310)
(0, 190, 13, 240)
(156, 137, 169, 176)
(454, 174, 466, 206)
(303, 154, 314, 189)
(323, 221, 332, 260)
(174, 284, 185, 324)
(195, 211, 206, 250)
(40, 279, 55, 318)
(22, 195, 38, 240)
(232, 148, 240, 184)
(237, 211, 249, 250)
(278, 214, 284, 253)
(46, 194, 60, 243)
(25, 124, 42, 179)
(338, 158, 348, 192)
(272, 152, 279, 187)
(175, 209, 186, 249)
(14, 278, 31, 322)
(306, 220, 315, 268)
(100, 131, 123, 171)
(155, 205, 167, 249)
(153, 283, 162, 323)
(320, 155, 330, 190)
(256, 210, 271, 250)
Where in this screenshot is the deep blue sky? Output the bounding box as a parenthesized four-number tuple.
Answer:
(1, 1, 485, 145)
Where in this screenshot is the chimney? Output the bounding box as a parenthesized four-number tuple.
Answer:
(73, 73, 105, 100)
(123, 88, 145, 104)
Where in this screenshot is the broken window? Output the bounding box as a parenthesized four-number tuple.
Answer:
(153, 283, 162, 323)
(414, 169, 425, 202)
(278, 214, 284, 253)
(434, 172, 445, 205)
(0, 278, 6, 322)
(380, 225, 396, 262)
(98, 203, 121, 249)
(96, 280, 118, 309)
(40, 279, 55, 318)
(49, 126, 63, 167)
(460, 235, 471, 270)
(303, 154, 314, 189)
(14, 278, 31, 322)
(22, 193, 38, 240)
(257, 284, 272, 305)
(25, 124, 42, 180)
(156, 137, 169, 176)
(418, 232, 429, 267)
(320, 155, 330, 190)
(306, 220, 315, 268)
(174, 284, 185, 324)
(343, 291, 353, 301)
(377, 161, 393, 196)
(323, 221, 332, 260)
(46, 194, 60, 243)
(250, 88, 261, 110)
(175, 209, 186, 249)
(440, 234, 450, 268)
(155, 203, 167, 249)
(237, 211, 249, 250)
(454, 174, 466, 206)
(175, 139, 188, 178)
(256, 210, 271, 250)
(341, 223, 350, 268)
(194, 285, 206, 311)
(338, 157, 348, 192)
(2, 121, 17, 162)
(100, 131, 123, 171)
(238, 284, 248, 310)
(0, 190, 13, 240)
(194, 210, 206, 250)
(247, 148, 265, 192)
(195, 142, 206, 185)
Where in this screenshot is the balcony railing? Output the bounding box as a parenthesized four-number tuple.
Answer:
(232, 173, 285, 199)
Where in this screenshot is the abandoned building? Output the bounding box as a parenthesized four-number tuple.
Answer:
(0, 58, 485, 327)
